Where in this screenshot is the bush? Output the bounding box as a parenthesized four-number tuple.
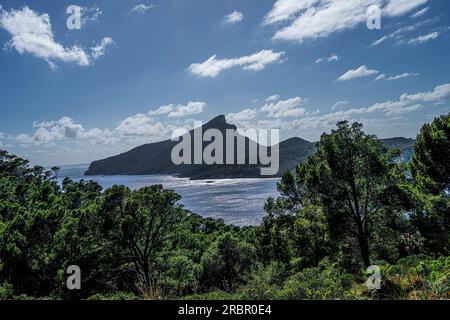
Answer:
(369, 255, 449, 300)
(0, 283, 13, 300)
(279, 259, 353, 300)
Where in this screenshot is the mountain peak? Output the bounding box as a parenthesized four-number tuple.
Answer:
(207, 115, 226, 125)
(202, 115, 236, 131)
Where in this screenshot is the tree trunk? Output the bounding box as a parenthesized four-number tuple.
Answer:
(356, 222, 371, 267)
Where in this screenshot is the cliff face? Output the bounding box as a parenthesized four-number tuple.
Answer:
(85, 116, 415, 179)
(85, 115, 315, 179)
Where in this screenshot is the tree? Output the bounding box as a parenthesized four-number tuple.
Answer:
(268, 121, 407, 267)
(200, 233, 256, 291)
(411, 113, 450, 194)
(118, 185, 182, 294)
(410, 113, 450, 254)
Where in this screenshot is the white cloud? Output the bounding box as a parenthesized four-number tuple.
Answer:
(255, 83, 450, 137)
(407, 31, 439, 44)
(130, 4, 155, 15)
(411, 7, 429, 18)
(227, 109, 258, 123)
(320, 83, 450, 120)
(16, 117, 93, 145)
(80, 5, 103, 26)
(168, 101, 206, 118)
(33, 120, 55, 128)
(267, 0, 428, 43)
(0, 7, 90, 67)
(400, 83, 450, 103)
(375, 72, 418, 81)
(331, 100, 348, 110)
(263, 0, 318, 25)
(116, 114, 163, 136)
(371, 35, 389, 46)
(316, 53, 339, 63)
(337, 65, 379, 81)
(272, 0, 381, 43)
(148, 104, 174, 116)
(266, 94, 281, 102)
(225, 11, 243, 24)
(91, 37, 115, 60)
(384, 0, 428, 17)
(0, 7, 114, 68)
(260, 97, 306, 118)
(384, 104, 423, 116)
(147, 102, 206, 118)
(370, 17, 439, 46)
(188, 50, 285, 78)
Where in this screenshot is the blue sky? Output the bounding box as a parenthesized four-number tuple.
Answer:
(0, 0, 449, 166)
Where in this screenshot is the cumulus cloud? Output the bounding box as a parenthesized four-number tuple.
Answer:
(116, 114, 163, 136)
(148, 105, 174, 116)
(147, 101, 206, 118)
(345, 83, 450, 116)
(260, 97, 306, 118)
(266, 95, 281, 102)
(316, 53, 339, 63)
(225, 11, 243, 24)
(266, 0, 428, 43)
(337, 65, 379, 81)
(16, 101, 202, 147)
(0, 7, 114, 68)
(0, 7, 89, 67)
(130, 4, 155, 15)
(407, 31, 439, 44)
(400, 83, 450, 103)
(168, 101, 206, 118)
(17, 117, 105, 146)
(188, 50, 285, 78)
(224, 84, 450, 137)
(227, 109, 258, 124)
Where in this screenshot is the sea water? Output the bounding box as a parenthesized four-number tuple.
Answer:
(57, 164, 280, 227)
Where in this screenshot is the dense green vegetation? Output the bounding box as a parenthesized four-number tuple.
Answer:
(1, 114, 449, 300)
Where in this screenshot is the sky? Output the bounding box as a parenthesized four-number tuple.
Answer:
(0, 0, 449, 166)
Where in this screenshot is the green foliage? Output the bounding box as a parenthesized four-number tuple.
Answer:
(265, 121, 411, 269)
(278, 259, 353, 300)
(371, 255, 450, 300)
(411, 113, 450, 194)
(0, 283, 13, 300)
(199, 233, 256, 292)
(1, 114, 450, 300)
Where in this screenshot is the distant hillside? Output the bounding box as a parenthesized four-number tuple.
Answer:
(85, 115, 315, 179)
(85, 116, 415, 179)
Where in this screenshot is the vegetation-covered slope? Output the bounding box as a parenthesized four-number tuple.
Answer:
(1, 114, 448, 300)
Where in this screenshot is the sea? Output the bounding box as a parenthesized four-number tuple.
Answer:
(57, 164, 280, 227)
